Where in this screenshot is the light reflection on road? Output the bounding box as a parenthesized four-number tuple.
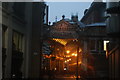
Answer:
(55, 75, 81, 80)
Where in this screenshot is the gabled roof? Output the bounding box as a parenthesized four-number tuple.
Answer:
(50, 19, 80, 39)
(86, 22, 106, 27)
(52, 19, 72, 27)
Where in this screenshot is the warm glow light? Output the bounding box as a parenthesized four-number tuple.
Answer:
(72, 53, 75, 56)
(75, 54, 77, 56)
(79, 48, 82, 52)
(64, 67, 67, 70)
(69, 61, 81, 66)
(57, 48, 60, 51)
(104, 40, 110, 58)
(52, 38, 68, 45)
(67, 60, 70, 62)
(72, 53, 77, 57)
(104, 41, 109, 51)
(66, 50, 70, 54)
(55, 68, 57, 70)
(60, 58, 63, 60)
(72, 75, 80, 78)
(66, 55, 70, 57)
(66, 59, 72, 62)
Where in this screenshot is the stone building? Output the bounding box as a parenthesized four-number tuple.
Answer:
(80, 1, 109, 79)
(106, 1, 120, 79)
(1, 2, 47, 79)
(41, 15, 84, 76)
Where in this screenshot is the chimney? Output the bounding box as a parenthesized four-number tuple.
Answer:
(71, 14, 78, 22)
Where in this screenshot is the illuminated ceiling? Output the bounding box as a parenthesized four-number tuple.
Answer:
(52, 38, 75, 45)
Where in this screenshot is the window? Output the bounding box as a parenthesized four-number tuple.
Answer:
(12, 31, 23, 52)
(2, 26, 7, 48)
(90, 40, 96, 51)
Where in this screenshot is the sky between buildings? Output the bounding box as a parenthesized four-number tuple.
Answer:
(46, 2, 93, 24)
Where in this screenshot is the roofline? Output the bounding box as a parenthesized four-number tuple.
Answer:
(80, 2, 106, 22)
(85, 22, 106, 27)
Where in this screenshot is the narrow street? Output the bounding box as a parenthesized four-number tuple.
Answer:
(1, 1, 120, 80)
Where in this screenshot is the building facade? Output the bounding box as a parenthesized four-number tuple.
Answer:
(106, 1, 120, 80)
(41, 15, 84, 77)
(80, 1, 109, 79)
(1, 2, 47, 79)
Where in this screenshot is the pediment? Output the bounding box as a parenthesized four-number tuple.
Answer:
(50, 20, 79, 39)
(52, 20, 72, 29)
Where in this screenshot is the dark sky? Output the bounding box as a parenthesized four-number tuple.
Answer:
(46, 2, 92, 24)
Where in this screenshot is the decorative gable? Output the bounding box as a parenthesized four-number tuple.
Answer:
(50, 20, 79, 39)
